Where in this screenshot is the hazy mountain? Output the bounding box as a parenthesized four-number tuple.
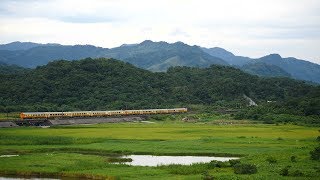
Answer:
(254, 54, 320, 83)
(103, 40, 228, 71)
(0, 40, 228, 70)
(201, 47, 250, 66)
(241, 62, 291, 78)
(0, 41, 60, 51)
(0, 45, 106, 68)
(202, 47, 320, 83)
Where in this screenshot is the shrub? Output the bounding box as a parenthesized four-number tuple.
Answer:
(207, 160, 231, 168)
(234, 164, 257, 174)
(310, 146, 320, 161)
(166, 164, 207, 175)
(292, 170, 304, 176)
(229, 159, 241, 167)
(279, 166, 291, 176)
(106, 157, 132, 163)
(316, 136, 320, 142)
(266, 156, 277, 163)
(216, 161, 230, 168)
(207, 160, 218, 168)
(202, 171, 214, 180)
(290, 156, 296, 162)
(237, 136, 246, 138)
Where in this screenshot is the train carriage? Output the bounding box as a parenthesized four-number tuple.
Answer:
(20, 108, 187, 120)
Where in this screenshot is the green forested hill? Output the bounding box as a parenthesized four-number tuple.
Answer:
(1, 58, 319, 124)
(0, 62, 29, 74)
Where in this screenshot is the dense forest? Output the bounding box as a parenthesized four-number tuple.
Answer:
(0, 58, 319, 124)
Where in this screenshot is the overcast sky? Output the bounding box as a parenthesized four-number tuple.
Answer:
(0, 0, 319, 63)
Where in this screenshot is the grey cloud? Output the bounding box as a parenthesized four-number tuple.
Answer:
(0, 0, 126, 23)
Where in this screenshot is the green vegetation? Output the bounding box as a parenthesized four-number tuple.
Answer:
(241, 62, 291, 78)
(0, 62, 29, 74)
(0, 58, 319, 124)
(0, 112, 20, 120)
(266, 156, 277, 164)
(0, 42, 319, 180)
(233, 163, 257, 174)
(106, 157, 132, 163)
(310, 146, 320, 161)
(0, 122, 319, 179)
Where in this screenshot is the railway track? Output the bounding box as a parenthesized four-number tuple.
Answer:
(0, 115, 147, 128)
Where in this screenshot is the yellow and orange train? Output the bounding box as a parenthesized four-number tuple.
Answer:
(20, 108, 187, 120)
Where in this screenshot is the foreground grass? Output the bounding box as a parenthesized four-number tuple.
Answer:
(0, 121, 319, 179)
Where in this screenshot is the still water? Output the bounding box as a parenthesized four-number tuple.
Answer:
(120, 155, 239, 166)
(0, 155, 239, 179)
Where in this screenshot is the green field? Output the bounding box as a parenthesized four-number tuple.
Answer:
(0, 120, 319, 179)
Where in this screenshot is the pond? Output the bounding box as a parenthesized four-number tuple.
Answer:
(0, 155, 19, 158)
(119, 155, 239, 166)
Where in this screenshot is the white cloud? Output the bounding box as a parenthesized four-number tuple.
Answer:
(0, 0, 319, 63)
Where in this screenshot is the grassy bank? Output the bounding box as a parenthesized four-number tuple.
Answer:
(0, 121, 319, 179)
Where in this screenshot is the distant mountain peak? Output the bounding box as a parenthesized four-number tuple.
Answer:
(263, 53, 282, 59)
(140, 40, 154, 45)
(173, 41, 186, 45)
(120, 43, 137, 47)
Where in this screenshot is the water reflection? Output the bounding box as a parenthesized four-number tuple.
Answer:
(121, 155, 239, 166)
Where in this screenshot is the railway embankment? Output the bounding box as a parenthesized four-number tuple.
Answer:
(0, 116, 146, 128)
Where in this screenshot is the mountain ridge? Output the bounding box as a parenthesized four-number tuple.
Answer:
(0, 40, 319, 83)
(0, 41, 61, 51)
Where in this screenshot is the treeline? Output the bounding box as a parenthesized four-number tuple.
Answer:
(0, 58, 319, 124)
(0, 62, 29, 74)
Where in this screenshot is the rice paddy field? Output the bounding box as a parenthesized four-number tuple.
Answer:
(0, 120, 319, 179)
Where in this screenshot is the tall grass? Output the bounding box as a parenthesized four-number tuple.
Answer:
(0, 123, 319, 179)
(0, 135, 105, 145)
